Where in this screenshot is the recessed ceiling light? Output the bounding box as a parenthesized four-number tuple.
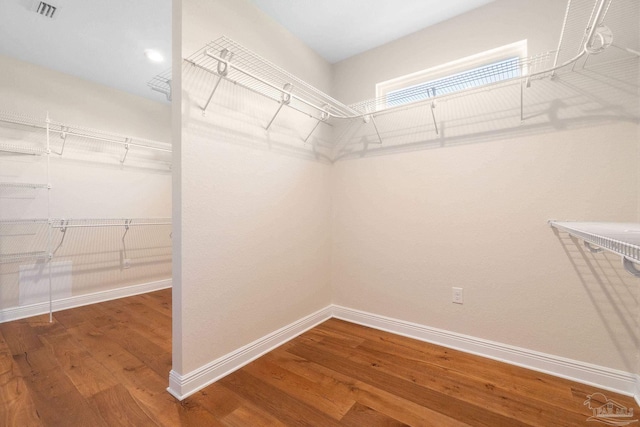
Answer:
(144, 49, 164, 63)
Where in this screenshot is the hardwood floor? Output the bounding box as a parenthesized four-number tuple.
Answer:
(1, 288, 638, 426)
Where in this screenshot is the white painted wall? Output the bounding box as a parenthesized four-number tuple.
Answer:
(0, 55, 171, 142)
(330, 0, 639, 373)
(174, 0, 333, 375)
(169, 0, 639, 394)
(0, 54, 172, 312)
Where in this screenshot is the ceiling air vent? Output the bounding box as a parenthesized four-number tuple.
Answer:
(35, 2, 57, 18)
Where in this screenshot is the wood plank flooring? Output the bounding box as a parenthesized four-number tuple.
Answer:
(1, 288, 638, 426)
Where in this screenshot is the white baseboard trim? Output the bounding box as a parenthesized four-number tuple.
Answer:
(332, 305, 638, 398)
(167, 303, 638, 401)
(0, 279, 172, 323)
(167, 306, 333, 400)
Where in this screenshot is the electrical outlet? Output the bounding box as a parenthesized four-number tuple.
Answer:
(123, 259, 131, 269)
(452, 287, 463, 304)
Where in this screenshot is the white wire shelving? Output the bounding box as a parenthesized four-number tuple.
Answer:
(184, 36, 357, 120)
(0, 216, 173, 325)
(549, 221, 640, 278)
(156, 0, 636, 151)
(0, 251, 49, 263)
(0, 219, 50, 264)
(0, 182, 49, 189)
(148, 67, 172, 102)
(49, 218, 172, 229)
(1, 109, 173, 322)
(1, 217, 172, 262)
(0, 111, 172, 168)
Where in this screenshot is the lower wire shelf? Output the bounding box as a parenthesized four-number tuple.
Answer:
(549, 221, 640, 278)
(0, 251, 49, 264)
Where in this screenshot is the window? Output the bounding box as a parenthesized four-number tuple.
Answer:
(376, 40, 528, 109)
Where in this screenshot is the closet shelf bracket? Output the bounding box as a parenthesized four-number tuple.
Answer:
(549, 221, 640, 279)
(520, 77, 532, 124)
(197, 38, 358, 120)
(430, 90, 439, 135)
(120, 139, 131, 164)
(304, 105, 330, 144)
(363, 112, 383, 145)
(202, 48, 233, 115)
(622, 257, 640, 278)
(266, 83, 293, 130)
(55, 126, 69, 156)
(53, 219, 69, 255)
(122, 219, 131, 260)
(584, 241, 603, 253)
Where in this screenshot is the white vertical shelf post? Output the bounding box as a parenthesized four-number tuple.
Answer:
(45, 113, 54, 322)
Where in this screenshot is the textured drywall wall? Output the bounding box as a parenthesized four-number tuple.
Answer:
(331, 124, 638, 370)
(0, 55, 170, 142)
(330, 0, 640, 372)
(175, 0, 333, 374)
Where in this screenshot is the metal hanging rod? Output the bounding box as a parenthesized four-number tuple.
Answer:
(50, 218, 172, 229)
(0, 113, 47, 130)
(0, 143, 46, 155)
(0, 251, 49, 264)
(0, 182, 49, 189)
(549, 220, 640, 278)
(50, 222, 172, 229)
(47, 127, 171, 155)
(0, 218, 171, 227)
(0, 218, 50, 225)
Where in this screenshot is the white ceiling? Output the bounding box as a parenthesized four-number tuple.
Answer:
(0, 0, 493, 102)
(0, 0, 171, 102)
(249, 0, 495, 63)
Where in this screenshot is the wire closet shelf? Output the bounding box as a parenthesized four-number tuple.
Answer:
(148, 67, 172, 101)
(549, 221, 640, 278)
(49, 217, 172, 229)
(156, 0, 632, 129)
(0, 218, 172, 264)
(0, 110, 172, 165)
(178, 38, 563, 121)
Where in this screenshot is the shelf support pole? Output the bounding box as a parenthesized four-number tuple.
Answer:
(266, 83, 293, 130)
(202, 48, 233, 115)
(46, 112, 53, 323)
(622, 257, 640, 278)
